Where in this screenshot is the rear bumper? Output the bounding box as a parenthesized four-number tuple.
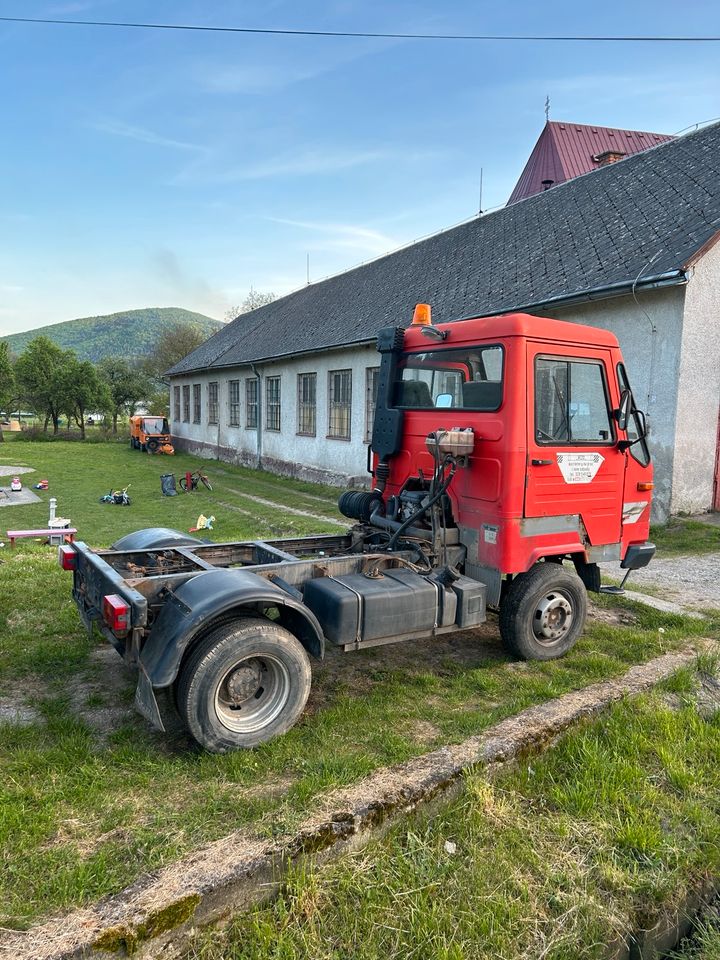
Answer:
(621, 542, 656, 570)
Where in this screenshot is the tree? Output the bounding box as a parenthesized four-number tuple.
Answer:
(97, 357, 153, 434)
(142, 322, 210, 382)
(224, 287, 276, 322)
(0, 342, 15, 443)
(15, 336, 72, 434)
(62, 358, 111, 439)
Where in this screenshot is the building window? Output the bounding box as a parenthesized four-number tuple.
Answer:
(192, 384, 201, 424)
(228, 379, 240, 426)
(208, 381, 219, 424)
(297, 373, 316, 436)
(173, 385, 181, 422)
(182, 385, 190, 422)
(365, 367, 379, 442)
(266, 376, 281, 431)
(328, 369, 352, 440)
(246, 378, 258, 429)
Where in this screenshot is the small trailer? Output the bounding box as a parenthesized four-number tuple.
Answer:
(62, 306, 655, 752)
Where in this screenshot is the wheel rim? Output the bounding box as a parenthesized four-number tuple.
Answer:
(214, 655, 291, 733)
(532, 590, 574, 645)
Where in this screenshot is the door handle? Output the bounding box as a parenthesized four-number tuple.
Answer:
(531, 458, 553, 466)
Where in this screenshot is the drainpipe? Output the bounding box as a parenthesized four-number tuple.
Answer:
(250, 363, 262, 470)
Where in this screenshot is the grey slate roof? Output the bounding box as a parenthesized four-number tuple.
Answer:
(169, 121, 720, 376)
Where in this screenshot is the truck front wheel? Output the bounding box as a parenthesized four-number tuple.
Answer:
(499, 563, 587, 661)
(176, 617, 312, 752)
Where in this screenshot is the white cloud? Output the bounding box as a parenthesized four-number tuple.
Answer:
(91, 119, 206, 153)
(267, 217, 399, 257)
(221, 149, 386, 182)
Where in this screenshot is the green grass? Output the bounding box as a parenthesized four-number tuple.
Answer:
(652, 517, 720, 558)
(0, 439, 717, 930)
(0, 435, 343, 547)
(671, 906, 720, 960)
(189, 674, 720, 960)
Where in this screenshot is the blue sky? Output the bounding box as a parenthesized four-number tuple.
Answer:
(2, 0, 720, 334)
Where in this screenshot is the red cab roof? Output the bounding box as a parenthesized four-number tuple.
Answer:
(404, 312, 619, 350)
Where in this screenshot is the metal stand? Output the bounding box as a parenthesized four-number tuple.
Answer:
(599, 568, 633, 596)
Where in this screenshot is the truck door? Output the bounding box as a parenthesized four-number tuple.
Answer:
(525, 346, 623, 546)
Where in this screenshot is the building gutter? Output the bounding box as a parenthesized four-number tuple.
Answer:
(250, 362, 262, 469)
(460, 269, 688, 321)
(168, 270, 688, 377)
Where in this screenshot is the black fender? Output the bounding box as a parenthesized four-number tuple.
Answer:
(139, 568, 325, 689)
(111, 527, 212, 551)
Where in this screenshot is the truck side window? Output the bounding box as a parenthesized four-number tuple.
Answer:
(535, 358, 613, 445)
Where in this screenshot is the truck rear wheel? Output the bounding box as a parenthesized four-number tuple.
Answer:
(499, 563, 587, 661)
(176, 617, 312, 752)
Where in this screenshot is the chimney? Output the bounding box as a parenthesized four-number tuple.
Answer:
(593, 150, 626, 167)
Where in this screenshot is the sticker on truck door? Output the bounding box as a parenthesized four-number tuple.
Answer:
(556, 452, 604, 484)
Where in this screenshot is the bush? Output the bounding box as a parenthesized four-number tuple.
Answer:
(14, 425, 128, 444)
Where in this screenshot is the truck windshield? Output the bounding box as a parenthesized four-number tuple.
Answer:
(144, 417, 169, 434)
(396, 345, 503, 410)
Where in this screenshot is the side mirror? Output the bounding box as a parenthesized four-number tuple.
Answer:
(614, 390, 631, 432)
(435, 393, 453, 408)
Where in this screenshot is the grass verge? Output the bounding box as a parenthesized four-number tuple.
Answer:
(188, 666, 720, 960)
(651, 517, 720, 558)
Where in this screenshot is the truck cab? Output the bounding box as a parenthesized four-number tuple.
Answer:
(384, 311, 652, 588)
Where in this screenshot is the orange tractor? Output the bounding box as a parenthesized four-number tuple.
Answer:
(129, 415, 175, 455)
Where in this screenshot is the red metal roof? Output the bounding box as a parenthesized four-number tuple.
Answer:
(507, 120, 674, 204)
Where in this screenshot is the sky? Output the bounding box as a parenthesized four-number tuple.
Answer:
(1, 0, 720, 335)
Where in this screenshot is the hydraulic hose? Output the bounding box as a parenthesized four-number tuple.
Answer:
(386, 461, 456, 551)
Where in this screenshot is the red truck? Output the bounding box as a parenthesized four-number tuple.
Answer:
(61, 306, 654, 752)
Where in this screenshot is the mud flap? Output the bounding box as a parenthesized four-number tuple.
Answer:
(135, 665, 165, 732)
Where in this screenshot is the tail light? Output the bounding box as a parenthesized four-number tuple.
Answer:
(58, 545, 77, 570)
(102, 594, 131, 633)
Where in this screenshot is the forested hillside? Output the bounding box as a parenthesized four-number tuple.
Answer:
(2, 307, 223, 362)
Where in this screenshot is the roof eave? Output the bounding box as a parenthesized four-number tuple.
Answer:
(462, 270, 688, 320)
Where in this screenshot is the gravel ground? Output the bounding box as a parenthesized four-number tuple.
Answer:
(627, 554, 720, 610)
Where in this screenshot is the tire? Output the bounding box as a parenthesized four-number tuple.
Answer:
(200, 476, 213, 491)
(179, 477, 189, 492)
(146, 438, 160, 454)
(176, 618, 312, 752)
(499, 563, 587, 661)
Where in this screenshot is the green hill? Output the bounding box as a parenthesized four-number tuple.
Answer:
(2, 307, 223, 362)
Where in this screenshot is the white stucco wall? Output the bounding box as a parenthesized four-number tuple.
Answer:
(669, 238, 720, 515)
(537, 287, 686, 521)
(170, 342, 379, 485)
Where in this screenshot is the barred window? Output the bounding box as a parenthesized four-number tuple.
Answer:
(182, 385, 190, 422)
(228, 379, 240, 426)
(173, 385, 181, 422)
(208, 382, 219, 424)
(246, 378, 258, 428)
(365, 367, 379, 442)
(266, 376, 281, 431)
(328, 369, 352, 440)
(192, 384, 201, 424)
(297, 373, 316, 436)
